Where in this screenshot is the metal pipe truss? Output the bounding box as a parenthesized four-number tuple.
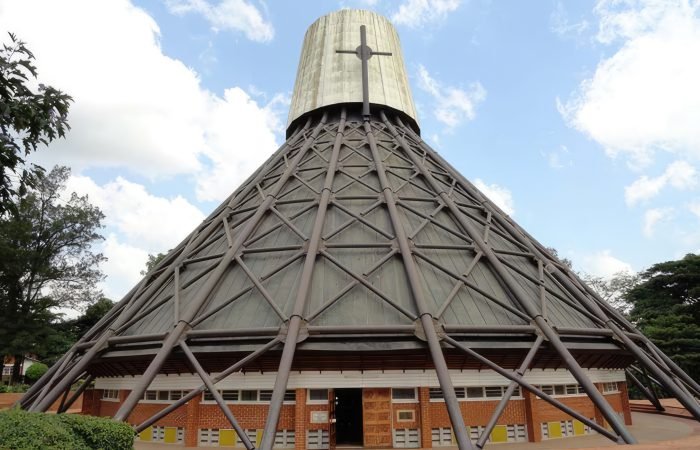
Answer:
(21, 107, 700, 450)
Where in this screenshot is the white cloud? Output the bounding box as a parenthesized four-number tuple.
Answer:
(690, 201, 700, 218)
(582, 249, 634, 278)
(643, 207, 674, 237)
(624, 160, 697, 205)
(550, 1, 590, 37)
(66, 175, 205, 253)
(165, 0, 274, 42)
(544, 145, 573, 169)
(0, 0, 282, 202)
(100, 235, 150, 300)
(559, 0, 700, 167)
(391, 0, 462, 28)
(473, 179, 515, 216)
(417, 64, 486, 128)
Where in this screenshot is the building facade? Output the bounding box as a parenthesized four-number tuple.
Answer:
(82, 368, 632, 448)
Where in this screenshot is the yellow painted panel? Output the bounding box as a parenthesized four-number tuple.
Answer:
(256, 430, 263, 447)
(164, 427, 177, 444)
(573, 420, 586, 435)
(548, 421, 562, 438)
(139, 427, 152, 442)
(220, 429, 236, 446)
(491, 425, 508, 443)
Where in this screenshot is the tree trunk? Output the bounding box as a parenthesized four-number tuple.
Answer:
(10, 354, 23, 385)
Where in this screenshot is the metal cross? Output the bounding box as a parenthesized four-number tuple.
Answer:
(336, 25, 392, 119)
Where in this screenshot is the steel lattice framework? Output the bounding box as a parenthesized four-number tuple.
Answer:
(20, 106, 700, 450)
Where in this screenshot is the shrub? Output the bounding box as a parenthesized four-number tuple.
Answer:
(24, 363, 48, 383)
(0, 408, 79, 449)
(0, 408, 134, 450)
(0, 384, 29, 394)
(55, 413, 134, 450)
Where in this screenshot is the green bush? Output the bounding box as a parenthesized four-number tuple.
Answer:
(55, 414, 134, 450)
(24, 364, 48, 383)
(0, 384, 29, 394)
(0, 408, 134, 450)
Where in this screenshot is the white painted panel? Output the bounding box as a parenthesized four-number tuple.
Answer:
(95, 368, 624, 390)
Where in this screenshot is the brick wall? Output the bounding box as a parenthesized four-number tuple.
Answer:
(79, 381, 633, 448)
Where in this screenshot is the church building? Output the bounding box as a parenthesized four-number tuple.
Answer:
(21, 9, 700, 450)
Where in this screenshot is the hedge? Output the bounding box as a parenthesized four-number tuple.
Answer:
(0, 408, 134, 450)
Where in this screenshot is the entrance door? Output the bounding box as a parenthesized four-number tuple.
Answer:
(334, 388, 364, 446)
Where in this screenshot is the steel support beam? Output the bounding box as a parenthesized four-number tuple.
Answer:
(136, 338, 279, 432)
(397, 114, 700, 423)
(58, 374, 95, 414)
(260, 109, 346, 450)
(28, 121, 313, 413)
(114, 114, 328, 422)
(382, 112, 635, 444)
(476, 336, 543, 448)
(626, 369, 664, 412)
(442, 335, 621, 442)
(363, 118, 473, 450)
(181, 342, 254, 450)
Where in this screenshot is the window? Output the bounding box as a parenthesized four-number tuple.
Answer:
(284, 390, 296, 402)
(603, 382, 619, 393)
(392, 388, 417, 402)
(397, 410, 415, 422)
(142, 390, 188, 402)
(240, 390, 258, 402)
(484, 386, 503, 398)
(221, 390, 238, 402)
(429, 388, 443, 400)
(536, 384, 584, 397)
(466, 387, 483, 399)
(201, 389, 295, 404)
(2, 367, 13, 376)
(308, 389, 328, 403)
(102, 389, 119, 400)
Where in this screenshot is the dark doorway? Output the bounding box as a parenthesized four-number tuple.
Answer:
(335, 388, 363, 446)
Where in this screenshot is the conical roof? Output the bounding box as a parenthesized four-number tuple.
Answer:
(21, 10, 700, 449)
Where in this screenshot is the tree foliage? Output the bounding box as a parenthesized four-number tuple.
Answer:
(624, 254, 700, 382)
(140, 252, 168, 276)
(581, 271, 639, 314)
(0, 33, 72, 215)
(24, 362, 48, 382)
(0, 166, 105, 382)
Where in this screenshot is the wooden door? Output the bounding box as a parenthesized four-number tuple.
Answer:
(329, 388, 336, 450)
(362, 388, 392, 448)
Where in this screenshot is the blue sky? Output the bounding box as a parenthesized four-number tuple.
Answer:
(1, 0, 699, 302)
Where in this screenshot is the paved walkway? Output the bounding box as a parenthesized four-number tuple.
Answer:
(134, 411, 700, 449)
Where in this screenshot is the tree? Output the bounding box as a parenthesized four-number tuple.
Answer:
(24, 362, 48, 383)
(39, 297, 115, 366)
(582, 271, 639, 314)
(623, 254, 700, 382)
(0, 166, 105, 383)
(0, 32, 72, 215)
(140, 252, 168, 276)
